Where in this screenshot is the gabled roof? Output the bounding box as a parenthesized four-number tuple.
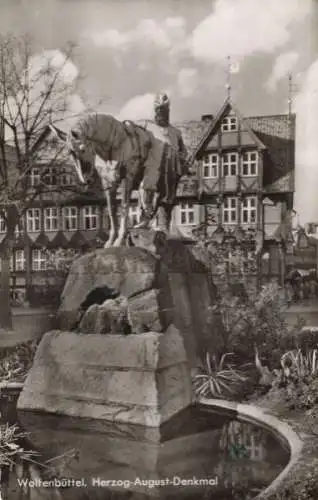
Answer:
(133, 119, 210, 159)
(28, 124, 72, 166)
(29, 125, 53, 155)
(174, 120, 210, 157)
(245, 114, 295, 142)
(192, 97, 266, 158)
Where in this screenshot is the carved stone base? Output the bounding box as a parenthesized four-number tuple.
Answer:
(17, 325, 193, 426)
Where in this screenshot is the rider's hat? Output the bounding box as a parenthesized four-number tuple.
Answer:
(154, 92, 170, 109)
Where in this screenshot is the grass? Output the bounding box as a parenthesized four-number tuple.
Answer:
(0, 423, 38, 466)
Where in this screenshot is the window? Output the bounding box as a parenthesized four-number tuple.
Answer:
(44, 207, 59, 232)
(179, 202, 197, 225)
(221, 116, 238, 132)
(60, 169, 74, 186)
(242, 151, 258, 176)
(0, 212, 24, 235)
(0, 212, 6, 233)
(0, 257, 14, 272)
(202, 154, 219, 178)
(222, 153, 238, 177)
(83, 206, 98, 230)
(129, 205, 141, 226)
(15, 250, 26, 271)
(26, 208, 41, 232)
(223, 197, 237, 224)
(43, 167, 58, 186)
(30, 168, 41, 187)
(62, 206, 78, 231)
(242, 197, 257, 224)
(32, 249, 47, 271)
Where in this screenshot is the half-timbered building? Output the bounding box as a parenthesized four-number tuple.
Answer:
(1, 97, 296, 302)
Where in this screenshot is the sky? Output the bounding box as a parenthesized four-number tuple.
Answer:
(1, 0, 317, 223)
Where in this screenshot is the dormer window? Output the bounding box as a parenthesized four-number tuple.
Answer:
(221, 116, 238, 132)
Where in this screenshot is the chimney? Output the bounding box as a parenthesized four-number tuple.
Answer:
(201, 114, 213, 123)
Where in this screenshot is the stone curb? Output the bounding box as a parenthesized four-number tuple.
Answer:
(0, 382, 24, 390)
(199, 398, 303, 499)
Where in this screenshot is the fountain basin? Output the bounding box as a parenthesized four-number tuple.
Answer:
(1, 388, 303, 499)
(200, 398, 303, 500)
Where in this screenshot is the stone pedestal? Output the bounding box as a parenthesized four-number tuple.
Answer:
(17, 325, 192, 426)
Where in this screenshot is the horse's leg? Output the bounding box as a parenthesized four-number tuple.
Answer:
(135, 186, 156, 228)
(104, 186, 118, 248)
(157, 203, 173, 234)
(113, 179, 133, 247)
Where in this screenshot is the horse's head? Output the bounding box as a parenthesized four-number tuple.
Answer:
(49, 125, 95, 185)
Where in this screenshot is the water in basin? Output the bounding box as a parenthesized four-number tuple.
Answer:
(0, 392, 290, 499)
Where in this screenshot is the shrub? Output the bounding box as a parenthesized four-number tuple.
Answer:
(0, 340, 38, 383)
(208, 279, 289, 369)
(262, 349, 318, 410)
(281, 349, 318, 380)
(0, 424, 38, 466)
(267, 460, 318, 500)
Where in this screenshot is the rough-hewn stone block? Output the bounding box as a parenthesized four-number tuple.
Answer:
(127, 288, 173, 333)
(17, 327, 192, 426)
(56, 234, 217, 372)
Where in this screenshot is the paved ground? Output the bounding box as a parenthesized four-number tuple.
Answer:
(0, 329, 41, 348)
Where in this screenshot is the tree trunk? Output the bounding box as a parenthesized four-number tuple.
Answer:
(0, 207, 18, 329)
(0, 253, 12, 329)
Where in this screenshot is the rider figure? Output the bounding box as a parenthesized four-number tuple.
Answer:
(138, 92, 189, 231)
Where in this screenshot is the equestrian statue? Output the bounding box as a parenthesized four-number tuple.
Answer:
(49, 92, 192, 247)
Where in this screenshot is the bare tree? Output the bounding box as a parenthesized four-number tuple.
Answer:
(0, 34, 84, 328)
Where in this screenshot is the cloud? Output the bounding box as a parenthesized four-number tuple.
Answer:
(294, 59, 318, 222)
(86, 16, 187, 52)
(66, 93, 86, 120)
(177, 68, 199, 98)
(28, 49, 79, 85)
(89, 29, 129, 50)
(116, 93, 155, 121)
(189, 0, 311, 64)
(265, 51, 299, 91)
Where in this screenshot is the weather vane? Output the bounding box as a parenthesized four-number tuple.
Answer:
(226, 56, 232, 99)
(225, 56, 240, 100)
(287, 73, 297, 115)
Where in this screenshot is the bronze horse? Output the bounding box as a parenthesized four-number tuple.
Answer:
(50, 113, 190, 247)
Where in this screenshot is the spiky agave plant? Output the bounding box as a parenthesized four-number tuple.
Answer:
(194, 352, 247, 398)
(280, 348, 318, 380)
